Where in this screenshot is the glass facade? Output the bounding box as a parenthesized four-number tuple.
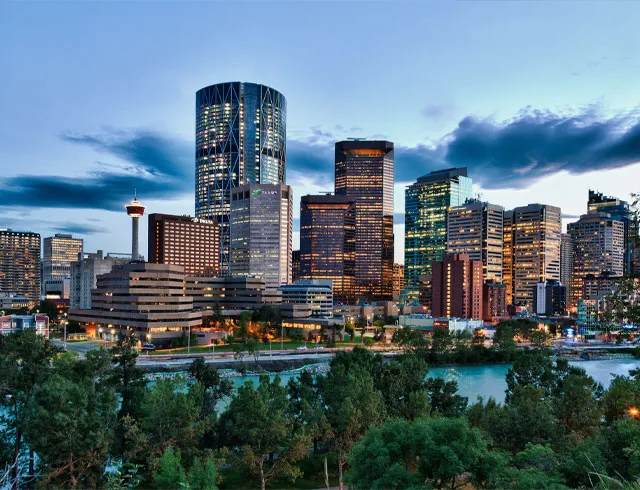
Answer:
(299, 195, 356, 303)
(404, 168, 472, 297)
(335, 140, 394, 301)
(43, 233, 83, 283)
(0, 230, 41, 302)
(195, 82, 286, 272)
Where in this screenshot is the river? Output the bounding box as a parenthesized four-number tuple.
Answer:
(225, 358, 639, 404)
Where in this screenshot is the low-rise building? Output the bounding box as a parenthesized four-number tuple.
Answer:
(278, 280, 333, 317)
(185, 276, 282, 312)
(398, 314, 483, 333)
(0, 294, 32, 311)
(0, 314, 49, 337)
(483, 281, 508, 323)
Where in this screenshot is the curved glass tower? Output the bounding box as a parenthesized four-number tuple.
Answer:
(195, 82, 286, 272)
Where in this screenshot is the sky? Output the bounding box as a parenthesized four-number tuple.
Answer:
(1, 1, 640, 263)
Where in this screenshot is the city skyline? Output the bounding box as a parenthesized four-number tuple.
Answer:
(2, 2, 640, 263)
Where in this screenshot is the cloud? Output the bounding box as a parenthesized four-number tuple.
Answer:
(422, 103, 453, 120)
(0, 129, 192, 211)
(561, 213, 580, 220)
(287, 139, 334, 187)
(53, 222, 109, 235)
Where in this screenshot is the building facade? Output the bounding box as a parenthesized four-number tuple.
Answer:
(483, 281, 508, 323)
(506, 204, 561, 309)
(560, 233, 574, 299)
(229, 184, 292, 289)
(0, 314, 49, 337)
(0, 229, 41, 302)
(278, 279, 333, 317)
(292, 250, 301, 283)
(533, 280, 567, 316)
(185, 276, 281, 311)
(148, 213, 220, 277)
(568, 213, 625, 308)
(335, 140, 394, 301)
(502, 211, 514, 304)
(447, 200, 504, 281)
(43, 234, 83, 287)
(393, 263, 405, 300)
(70, 251, 130, 309)
(431, 253, 483, 320)
(405, 168, 473, 297)
(195, 82, 287, 272)
(299, 194, 356, 303)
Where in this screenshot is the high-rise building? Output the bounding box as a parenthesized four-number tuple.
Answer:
(70, 251, 130, 309)
(405, 168, 473, 298)
(483, 281, 508, 322)
(503, 211, 514, 304)
(533, 280, 567, 316)
(588, 190, 636, 275)
(335, 140, 394, 301)
(43, 233, 83, 284)
(0, 229, 41, 302)
(431, 253, 483, 320)
(568, 213, 624, 308)
(195, 82, 287, 272)
(292, 250, 301, 283)
(447, 200, 504, 281)
(148, 214, 220, 277)
(507, 204, 561, 309)
(560, 233, 574, 291)
(229, 184, 292, 289)
(393, 263, 405, 300)
(299, 194, 356, 303)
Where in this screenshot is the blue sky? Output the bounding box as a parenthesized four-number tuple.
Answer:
(1, 1, 640, 263)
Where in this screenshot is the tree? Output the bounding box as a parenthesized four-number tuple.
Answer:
(426, 377, 468, 418)
(287, 371, 329, 452)
(152, 447, 187, 489)
(600, 374, 640, 424)
(377, 353, 431, 420)
(553, 373, 603, 438)
(391, 327, 428, 353)
(245, 338, 260, 367)
(236, 311, 252, 342)
(188, 455, 219, 490)
(221, 375, 309, 490)
(320, 364, 386, 489)
(529, 329, 553, 348)
(188, 358, 233, 412)
(493, 322, 517, 352)
(0, 330, 57, 488)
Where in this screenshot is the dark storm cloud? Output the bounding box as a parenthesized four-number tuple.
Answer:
(0, 130, 192, 210)
(53, 222, 110, 235)
(287, 139, 334, 187)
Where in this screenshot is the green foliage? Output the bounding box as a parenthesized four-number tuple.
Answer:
(601, 375, 640, 424)
(426, 377, 468, 418)
(153, 447, 187, 488)
(188, 358, 233, 411)
(105, 463, 144, 489)
(188, 455, 219, 490)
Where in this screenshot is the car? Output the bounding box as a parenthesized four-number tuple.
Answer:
(314, 346, 324, 350)
(142, 343, 155, 351)
(295, 345, 307, 351)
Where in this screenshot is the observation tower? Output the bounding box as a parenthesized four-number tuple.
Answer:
(125, 192, 146, 261)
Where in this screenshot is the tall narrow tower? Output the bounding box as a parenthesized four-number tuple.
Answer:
(125, 193, 146, 261)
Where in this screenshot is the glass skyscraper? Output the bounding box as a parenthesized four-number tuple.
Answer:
(335, 140, 394, 301)
(195, 82, 286, 272)
(404, 168, 472, 298)
(43, 233, 83, 284)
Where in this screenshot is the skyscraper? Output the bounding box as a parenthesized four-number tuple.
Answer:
(229, 184, 292, 289)
(447, 200, 504, 281)
(195, 82, 287, 272)
(431, 253, 483, 320)
(335, 140, 394, 301)
(405, 168, 473, 298)
(43, 233, 83, 284)
(503, 211, 514, 305)
(148, 213, 220, 276)
(560, 233, 574, 298)
(507, 204, 561, 308)
(568, 213, 624, 308)
(588, 190, 636, 275)
(299, 194, 356, 303)
(0, 229, 41, 302)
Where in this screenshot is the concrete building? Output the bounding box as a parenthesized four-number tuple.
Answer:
(0, 293, 32, 311)
(299, 194, 356, 303)
(195, 82, 287, 272)
(398, 314, 483, 333)
(533, 280, 567, 316)
(568, 213, 625, 309)
(69, 263, 202, 345)
(70, 251, 130, 310)
(392, 263, 405, 300)
(505, 204, 561, 309)
(447, 200, 504, 281)
(184, 276, 281, 312)
(483, 281, 508, 323)
(431, 253, 484, 320)
(405, 168, 473, 299)
(42, 233, 83, 288)
(230, 184, 292, 289)
(0, 314, 49, 337)
(43, 278, 70, 300)
(560, 233, 573, 301)
(335, 140, 394, 301)
(148, 213, 220, 276)
(278, 279, 333, 317)
(0, 229, 41, 303)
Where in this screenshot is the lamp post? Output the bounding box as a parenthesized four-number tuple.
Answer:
(63, 320, 67, 351)
(188, 325, 191, 355)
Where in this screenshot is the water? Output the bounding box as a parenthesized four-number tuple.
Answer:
(227, 358, 639, 404)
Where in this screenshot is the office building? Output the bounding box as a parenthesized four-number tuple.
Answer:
(447, 200, 504, 281)
(483, 281, 508, 323)
(0, 229, 41, 302)
(405, 168, 473, 297)
(506, 204, 561, 309)
(560, 233, 573, 298)
(568, 213, 624, 308)
(299, 194, 356, 303)
(393, 263, 405, 300)
(42, 233, 83, 286)
(0, 293, 31, 311)
(43, 278, 70, 300)
(431, 253, 483, 320)
(195, 82, 287, 272)
(533, 280, 567, 316)
(0, 314, 49, 338)
(148, 213, 220, 277)
(69, 263, 202, 345)
(278, 279, 333, 317)
(588, 190, 636, 275)
(229, 184, 292, 289)
(70, 251, 130, 309)
(577, 300, 599, 338)
(185, 275, 281, 311)
(335, 140, 394, 301)
(502, 211, 514, 304)
(292, 250, 301, 282)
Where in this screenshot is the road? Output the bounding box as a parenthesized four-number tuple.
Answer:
(52, 339, 103, 356)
